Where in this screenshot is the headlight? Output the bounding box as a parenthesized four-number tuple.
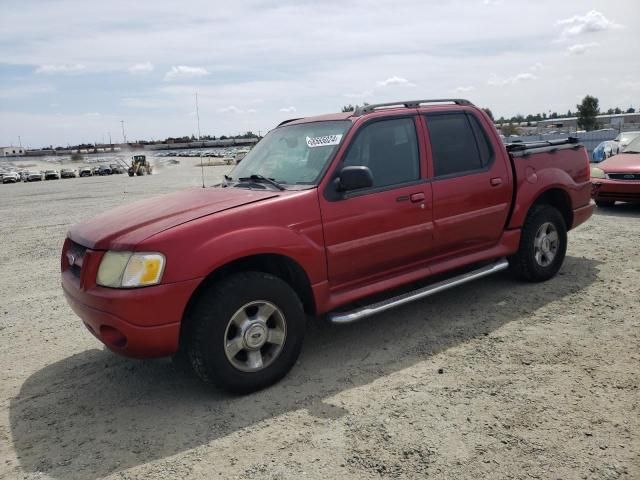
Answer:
(97, 251, 165, 288)
(590, 167, 607, 179)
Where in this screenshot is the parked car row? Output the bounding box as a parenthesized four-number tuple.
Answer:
(0, 163, 127, 184)
(592, 131, 640, 162)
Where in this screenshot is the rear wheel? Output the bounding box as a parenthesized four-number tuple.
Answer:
(187, 272, 305, 393)
(595, 200, 615, 207)
(509, 205, 567, 282)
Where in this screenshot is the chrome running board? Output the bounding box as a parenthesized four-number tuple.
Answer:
(329, 258, 509, 324)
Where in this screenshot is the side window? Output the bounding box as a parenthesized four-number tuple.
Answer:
(343, 118, 420, 188)
(468, 114, 494, 167)
(425, 113, 483, 177)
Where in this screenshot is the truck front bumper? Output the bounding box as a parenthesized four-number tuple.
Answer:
(61, 241, 203, 358)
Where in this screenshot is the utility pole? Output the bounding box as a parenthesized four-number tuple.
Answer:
(120, 120, 127, 144)
(18, 136, 22, 148)
(195, 92, 201, 140)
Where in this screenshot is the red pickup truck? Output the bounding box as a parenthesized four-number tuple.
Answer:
(61, 99, 593, 392)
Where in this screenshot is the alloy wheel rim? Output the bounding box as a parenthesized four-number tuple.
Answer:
(223, 300, 287, 372)
(534, 222, 559, 267)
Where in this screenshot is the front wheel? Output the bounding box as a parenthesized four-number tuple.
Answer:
(186, 272, 305, 393)
(509, 205, 567, 282)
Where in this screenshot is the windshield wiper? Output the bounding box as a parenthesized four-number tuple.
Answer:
(238, 174, 285, 190)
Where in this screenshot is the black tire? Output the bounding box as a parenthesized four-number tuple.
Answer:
(187, 271, 305, 393)
(595, 200, 615, 207)
(509, 204, 567, 282)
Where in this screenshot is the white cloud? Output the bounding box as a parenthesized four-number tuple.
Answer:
(488, 72, 537, 86)
(567, 42, 600, 55)
(557, 10, 622, 37)
(164, 65, 210, 81)
(128, 62, 154, 74)
(376, 76, 416, 88)
(529, 62, 545, 72)
(35, 64, 86, 74)
(218, 105, 243, 113)
(453, 86, 475, 94)
(279, 106, 297, 113)
(83, 112, 100, 117)
(246, 108, 257, 113)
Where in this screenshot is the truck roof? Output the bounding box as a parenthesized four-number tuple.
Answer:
(279, 99, 474, 128)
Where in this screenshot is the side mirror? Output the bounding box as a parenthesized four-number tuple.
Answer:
(337, 166, 373, 192)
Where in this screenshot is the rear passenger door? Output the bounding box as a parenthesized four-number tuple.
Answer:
(423, 112, 511, 257)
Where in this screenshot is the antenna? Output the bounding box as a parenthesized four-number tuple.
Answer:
(195, 92, 201, 140)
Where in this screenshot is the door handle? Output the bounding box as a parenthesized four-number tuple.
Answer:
(410, 192, 425, 203)
(490, 177, 503, 186)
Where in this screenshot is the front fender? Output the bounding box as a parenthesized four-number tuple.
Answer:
(190, 226, 327, 283)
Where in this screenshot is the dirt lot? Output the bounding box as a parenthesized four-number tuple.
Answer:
(0, 161, 638, 480)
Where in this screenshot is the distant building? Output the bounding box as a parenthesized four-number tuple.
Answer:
(536, 112, 640, 132)
(1, 146, 25, 157)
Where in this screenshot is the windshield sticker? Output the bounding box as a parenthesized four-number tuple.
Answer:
(306, 134, 343, 148)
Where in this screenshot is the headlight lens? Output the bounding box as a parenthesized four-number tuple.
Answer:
(590, 167, 607, 179)
(97, 251, 165, 288)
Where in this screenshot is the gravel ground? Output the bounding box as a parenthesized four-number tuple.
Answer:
(0, 160, 638, 480)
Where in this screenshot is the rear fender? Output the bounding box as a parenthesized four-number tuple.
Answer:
(508, 167, 586, 229)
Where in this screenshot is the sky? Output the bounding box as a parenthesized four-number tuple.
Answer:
(0, 0, 638, 148)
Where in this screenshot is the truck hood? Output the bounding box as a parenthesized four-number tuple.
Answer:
(69, 187, 279, 250)
(600, 153, 640, 173)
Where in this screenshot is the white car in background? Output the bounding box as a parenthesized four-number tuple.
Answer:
(2, 172, 20, 183)
(615, 131, 640, 149)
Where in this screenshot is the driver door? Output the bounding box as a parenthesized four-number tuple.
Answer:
(319, 116, 433, 289)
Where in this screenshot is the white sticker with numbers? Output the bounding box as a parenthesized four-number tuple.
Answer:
(306, 134, 343, 148)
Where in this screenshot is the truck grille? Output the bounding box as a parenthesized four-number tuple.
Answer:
(66, 241, 87, 278)
(608, 173, 640, 181)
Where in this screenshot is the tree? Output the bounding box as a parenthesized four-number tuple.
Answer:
(626, 107, 635, 114)
(341, 104, 355, 112)
(481, 108, 494, 122)
(614, 107, 622, 114)
(576, 95, 600, 131)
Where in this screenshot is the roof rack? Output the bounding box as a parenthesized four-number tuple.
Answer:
(277, 117, 302, 127)
(354, 99, 472, 116)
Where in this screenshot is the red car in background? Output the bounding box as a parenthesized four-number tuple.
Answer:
(591, 136, 640, 207)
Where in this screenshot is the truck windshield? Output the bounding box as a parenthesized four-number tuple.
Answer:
(230, 120, 351, 186)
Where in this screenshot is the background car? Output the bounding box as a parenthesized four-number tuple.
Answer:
(591, 140, 620, 162)
(25, 171, 43, 182)
(60, 169, 77, 178)
(44, 170, 60, 180)
(109, 164, 124, 174)
(614, 131, 640, 149)
(591, 136, 640, 207)
(79, 167, 93, 177)
(98, 165, 112, 175)
(2, 172, 20, 183)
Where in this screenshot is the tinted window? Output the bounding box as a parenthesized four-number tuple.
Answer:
(343, 118, 419, 188)
(425, 113, 483, 177)
(468, 115, 493, 167)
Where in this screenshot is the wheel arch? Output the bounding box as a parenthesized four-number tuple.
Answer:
(179, 253, 315, 349)
(529, 188, 573, 229)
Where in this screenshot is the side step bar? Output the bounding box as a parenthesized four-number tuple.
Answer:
(329, 258, 509, 324)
